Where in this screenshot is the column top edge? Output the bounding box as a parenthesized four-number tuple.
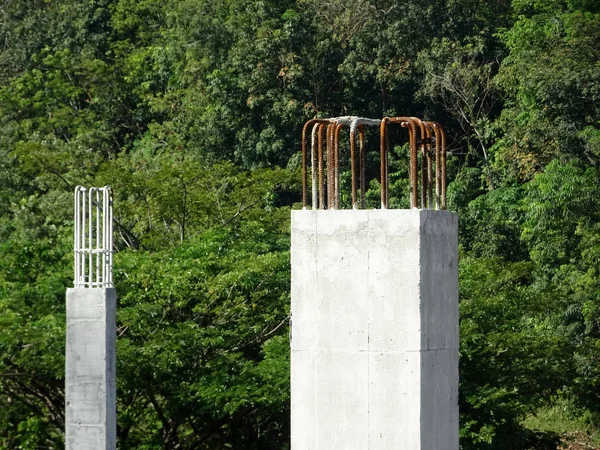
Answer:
(67, 287, 117, 293)
(291, 209, 457, 216)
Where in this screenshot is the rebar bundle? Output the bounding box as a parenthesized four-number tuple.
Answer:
(74, 186, 113, 288)
(301, 116, 447, 210)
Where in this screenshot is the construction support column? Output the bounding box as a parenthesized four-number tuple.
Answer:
(65, 288, 117, 450)
(291, 209, 458, 450)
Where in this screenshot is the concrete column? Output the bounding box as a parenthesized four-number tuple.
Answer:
(291, 209, 458, 450)
(65, 288, 116, 450)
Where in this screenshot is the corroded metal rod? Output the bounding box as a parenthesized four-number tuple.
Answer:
(334, 123, 343, 209)
(386, 117, 419, 208)
(349, 117, 380, 209)
(425, 123, 434, 209)
(350, 125, 357, 209)
(302, 118, 330, 209)
(379, 118, 389, 208)
(426, 121, 442, 209)
(311, 123, 319, 209)
(301, 116, 446, 210)
(318, 124, 326, 209)
(439, 124, 448, 210)
(409, 117, 427, 209)
(327, 124, 335, 209)
(359, 124, 366, 209)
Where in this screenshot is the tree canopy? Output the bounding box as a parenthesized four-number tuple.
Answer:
(1, 0, 599, 448)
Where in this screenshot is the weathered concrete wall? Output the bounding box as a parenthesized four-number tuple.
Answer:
(291, 209, 458, 450)
(65, 288, 116, 450)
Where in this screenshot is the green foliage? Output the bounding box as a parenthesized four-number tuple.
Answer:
(494, 1, 600, 182)
(460, 186, 527, 261)
(418, 37, 499, 190)
(1, 0, 600, 448)
(0, 190, 71, 449)
(113, 225, 290, 449)
(459, 257, 569, 448)
(522, 161, 600, 419)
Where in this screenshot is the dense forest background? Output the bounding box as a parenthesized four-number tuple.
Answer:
(0, 0, 599, 448)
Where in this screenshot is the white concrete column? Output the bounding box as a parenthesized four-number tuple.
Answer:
(291, 209, 458, 450)
(65, 287, 116, 450)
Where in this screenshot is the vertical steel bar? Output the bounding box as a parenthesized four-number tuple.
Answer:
(109, 187, 113, 286)
(409, 117, 427, 209)
(74, 187, 79, 287)
(408, 121, 418, 208)
(327, 124, 335, 209)
(101, 188, 106, 286)
(379, 119, 388, 208)
(302, 119, 331, 209)
(389, 117, 418, 208)
(110, 188, 113, 285)
(311, 124, 319, 210)
(385, 124, 391, 207)
(426, 122, 442, 210)
(435, 127, 440, 210)
(317, 123, 325, 209)
(334, 124, 343, 209)
(106, 187, 111, 287)
(301, 120, 311, 209)
(88, 188, 93, 287)
(425, 124, 433, 209)
(81, 187, 86, 286)
(350, 127, 357, 209)
(95, 189, 100, 286)
(440, 126, 447, 210)
(103, 188, 107, 287)
(359, 125, 366, 209)
(78, 187, 81, 287)
(79, 188, 83, 286)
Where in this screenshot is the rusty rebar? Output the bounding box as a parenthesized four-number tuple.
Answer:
(440, 124, 447, 210)
(385, 124, 390, 207)
(327, 123, 335, 209)
(311, 123, 319, 209)
(426, 121, 442, 210)
(301, 118, 330, 209)
(424, 123, 434, 209)
(350, 126, 357, 209)
(359, 124, 366, 209)
(408, 117, 427, 209)
(380, 118, 389, 208)
(428, 121, 448, 210)
(302, 116, 444, 210)
(350, 117, 380, 209)
(318, 123, 326, 209)
(387, 117, 419, 208)
(334, 124, 343, 209)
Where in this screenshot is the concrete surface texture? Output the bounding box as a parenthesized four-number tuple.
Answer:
(291, 209, 458, 450)
(65, 288, 116, 450)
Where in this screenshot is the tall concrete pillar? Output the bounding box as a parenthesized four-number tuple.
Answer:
(66, 186, 116, 450)
(65, 288, 117, 450)
(291, 209, 458, 450)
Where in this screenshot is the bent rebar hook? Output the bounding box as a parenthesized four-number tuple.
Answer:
(302, 116, 447, 210)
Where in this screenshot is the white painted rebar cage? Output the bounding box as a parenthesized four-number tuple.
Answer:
(74, 186, 113, 288)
